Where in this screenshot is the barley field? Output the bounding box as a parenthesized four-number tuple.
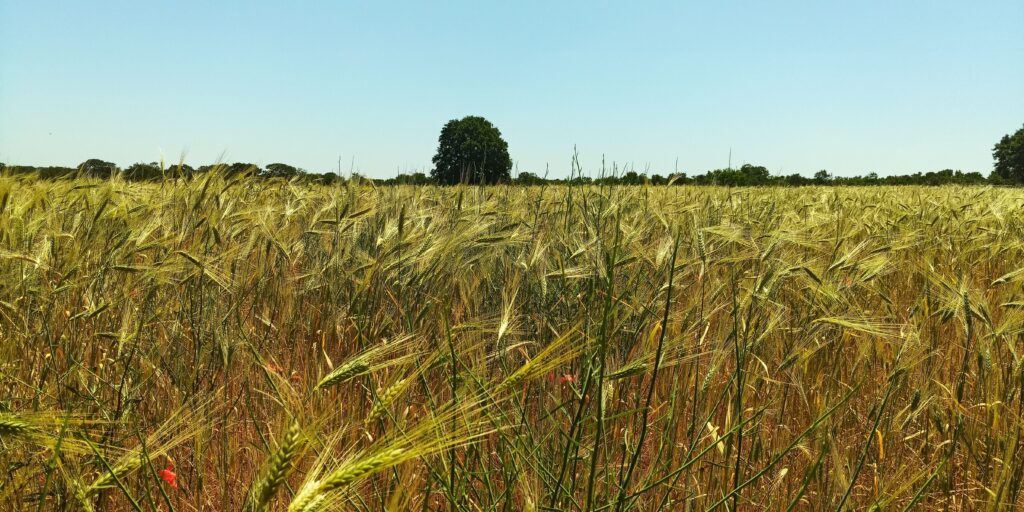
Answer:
(1, 174, 1023, 511)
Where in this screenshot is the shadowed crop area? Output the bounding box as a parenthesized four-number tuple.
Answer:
(2, 175, 1023, 510)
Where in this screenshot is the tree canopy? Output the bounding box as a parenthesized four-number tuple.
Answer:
(431, 116, 512, 185)
(78, 159, 117, 179)
(993, 124, 1024, 183)
(264, 163, 302, 179)
(124, 162, 162, 180)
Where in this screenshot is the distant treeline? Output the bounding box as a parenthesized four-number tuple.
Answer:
(0, 159, 1005, 186)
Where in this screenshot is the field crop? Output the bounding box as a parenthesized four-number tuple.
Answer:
(1, 174, 1024, 510)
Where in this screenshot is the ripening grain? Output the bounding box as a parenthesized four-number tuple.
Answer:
(1, 174, 1022, 510)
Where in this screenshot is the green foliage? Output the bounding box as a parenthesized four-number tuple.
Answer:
(0, 155, 998, 188)
(587, 166, 986, 187)
(312, 171, 345, 185)
(515, 171, 545, 185)
(431, 116, 512, 185)
(992, 124, 1024, 183)
(124, 162, 163, 181)
(702, 164, 772, 186)
(381, 172, 431, 185)
(264, 163, 303, 179)
(166, 162, 197, 178)
(78, 158, 118, 179)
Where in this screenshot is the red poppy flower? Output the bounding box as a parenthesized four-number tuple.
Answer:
(159, 465, 177, 489)
(560, 374, 576, 384)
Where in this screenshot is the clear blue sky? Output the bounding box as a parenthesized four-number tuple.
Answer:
(2, 1, 1022, 178)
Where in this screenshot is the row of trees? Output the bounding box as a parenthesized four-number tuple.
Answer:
(516, 166, 992, 187)
(3, 121, 1021, 187)
(0, 159, 997, 187)
(0, 160, 340, 182)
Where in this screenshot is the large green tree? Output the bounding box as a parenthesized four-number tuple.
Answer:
(993, 124, 1024, 183)
(431, 116, 511, 185)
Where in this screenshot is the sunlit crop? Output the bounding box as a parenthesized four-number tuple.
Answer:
(2, 173, 1022, 510)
